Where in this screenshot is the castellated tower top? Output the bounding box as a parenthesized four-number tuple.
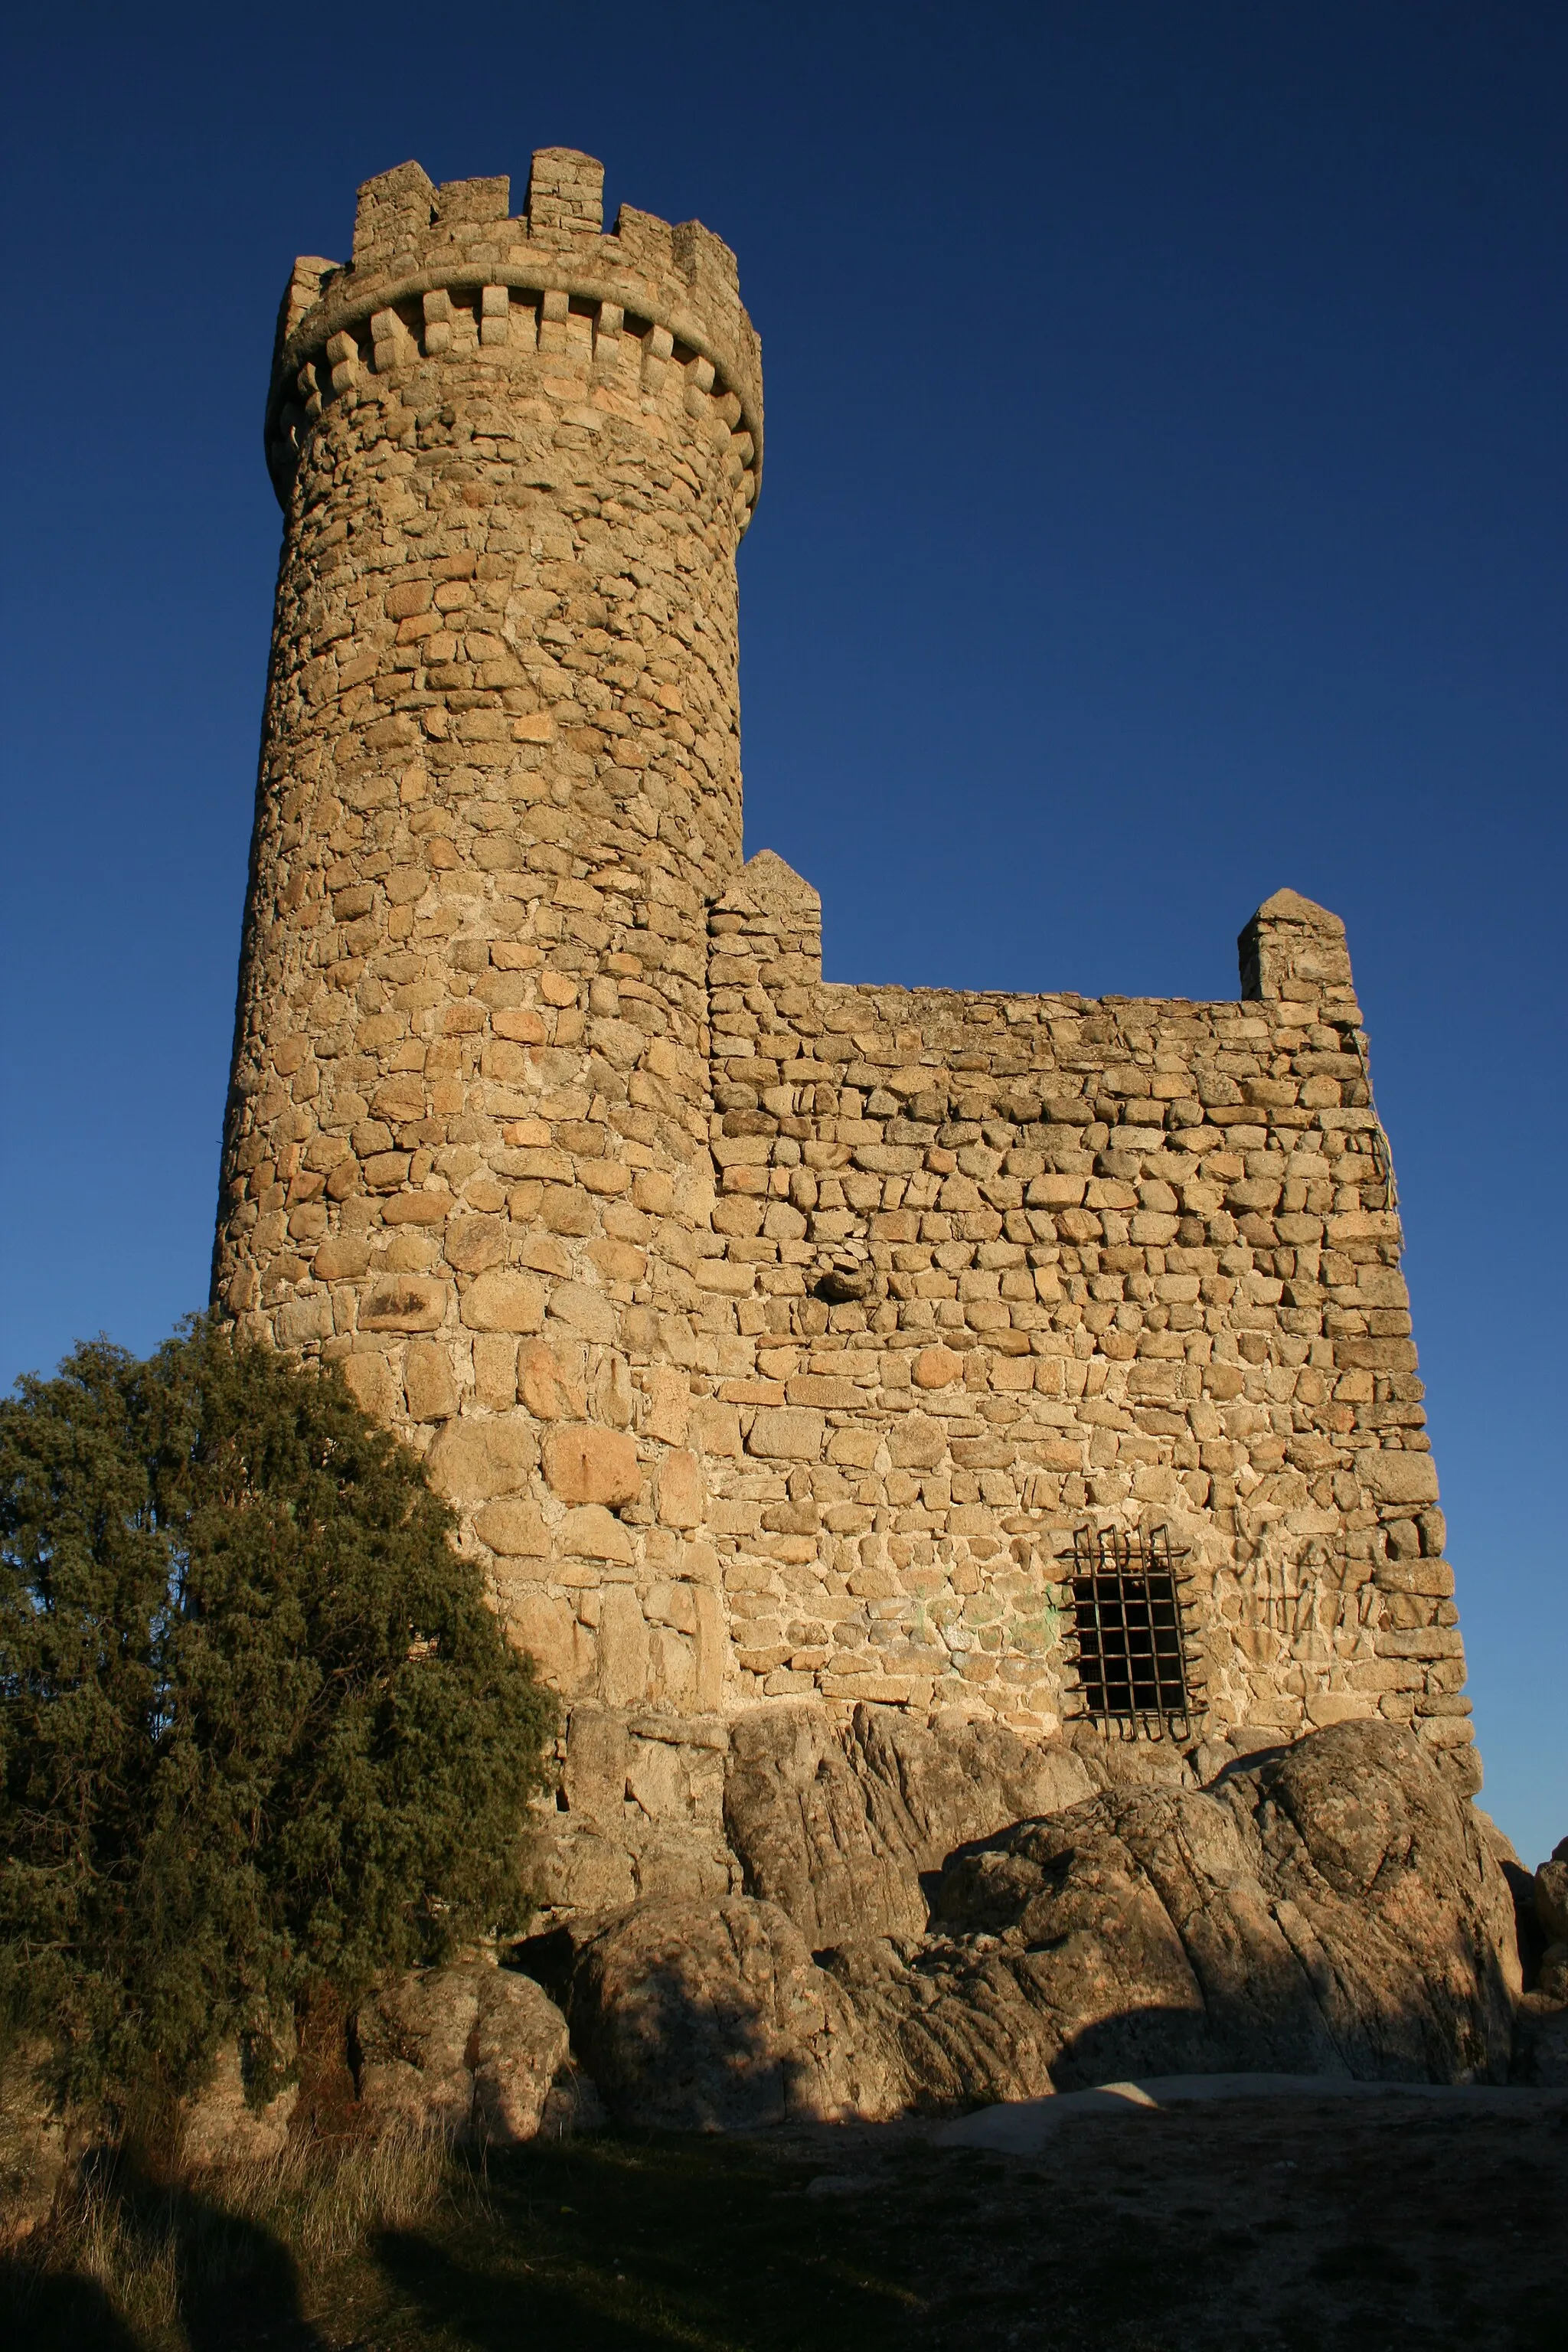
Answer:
(265, 146, 762, 510)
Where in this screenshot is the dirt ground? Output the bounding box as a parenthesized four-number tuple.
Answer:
(9, 2088, 1566, 2350)
(822, 2089, 1568, 2351)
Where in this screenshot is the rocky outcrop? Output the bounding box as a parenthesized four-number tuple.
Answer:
(535, 1896, 900, 2129)
(3, 1721, 1527, 2175)
(1240, 1720, 1521, 2076)
(534, 1704, 741, 1920)
(1512, 1837, 1568, 2086)
(837, 1720, 1519, 2106)
(525, 1720, 1521, 2128)
(1535, 1847, 1568, 1946)
(723, 1702, 1094, 1947)
(353, 1960, 570, 2145)
(2, 2034, 298, 2226)
(530, 1697, 1092, 1948)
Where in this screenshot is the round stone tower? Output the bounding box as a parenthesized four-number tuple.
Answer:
(214, 150, 761, 1709)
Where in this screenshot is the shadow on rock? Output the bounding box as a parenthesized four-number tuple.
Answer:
(524, 1893, 897, 2127)
(522, 1718, 1527, 2128)
(843, 1717, 1522, 2104)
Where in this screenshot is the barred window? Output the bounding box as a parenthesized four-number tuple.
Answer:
(1068, 1526, 1194, 1736)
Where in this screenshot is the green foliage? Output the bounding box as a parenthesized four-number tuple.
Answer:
(0, 1319, 557, 2109)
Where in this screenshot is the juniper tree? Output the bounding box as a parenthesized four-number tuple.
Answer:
(0, 1320, 556, 2108)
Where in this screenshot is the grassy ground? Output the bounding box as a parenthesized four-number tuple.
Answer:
(5, 2092, 1566, 2352)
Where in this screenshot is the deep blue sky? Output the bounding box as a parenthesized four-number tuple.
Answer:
(2, 4, 1563, 1861)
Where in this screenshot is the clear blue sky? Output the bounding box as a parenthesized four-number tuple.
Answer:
(2, 3, 1563, 1864)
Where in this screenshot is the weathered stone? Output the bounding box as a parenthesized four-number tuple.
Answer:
(518, 1341, 585, 1421)
(355, 1965, 479, 2138)
(561, 1703, 630, 1824)
(887, 1417, 946, 1469)
(474, 1496, 549, 1556)
(528, 1704, 744, 1920)
(354, 1962, 569, 2145)
(446, 1217, 506, 1274)
(657, 1449, 704, 1527)
(746, 1408, 823, 1462)
(507, 1591, 583, 1687)
(469, 1969, 573, 2144)
(548, 1283, 619, 1342)
(640, 1367, 691, 1444)
(840, 1720, 1521, 2107)
(725, 1706, 918, 1942)
(403, 1340, 457, 1423)
(598, 1586, 649, 1705)
(1357, 1450, 1441, 1505)
(461, 1271, 546, 1333)
(724, 1703, 1094, 1946)
(1534, 1854, 1568, 1946)
(341, 1351, 400, 1419)
(537, 1732, 1523, 2127)
(542, 1423, 641, 1507)
(552, 1898, 893, 2128)
(534, 1825, 639, 1916)
(1514, 1841, 1568, 2086)
(360, 1277, 446, 1333)
(559, 1504, 635, 1562)
(425, 1415, 537, 1504)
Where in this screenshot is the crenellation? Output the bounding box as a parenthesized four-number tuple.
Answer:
(218, 149, 1476, 1847)
(351, 160, 436, 265)
(526, 147, 604, 237)
(264, 155, 761, 521)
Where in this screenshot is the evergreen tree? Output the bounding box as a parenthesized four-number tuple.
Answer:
(0, 1321, 557, 2108)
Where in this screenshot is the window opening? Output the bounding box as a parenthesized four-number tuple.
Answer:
(1068, 1525, 1194, 1740)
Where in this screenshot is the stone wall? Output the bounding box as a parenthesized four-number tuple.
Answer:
(694, 862, 1469, 1778)
(215, 149, 1473, 1811)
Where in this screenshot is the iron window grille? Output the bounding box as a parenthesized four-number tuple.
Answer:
(1067, 1525, 1195, 1740)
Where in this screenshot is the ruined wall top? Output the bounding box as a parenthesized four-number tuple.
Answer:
(1238, 889, 1358, 1019)
(266, 146, 762, 505)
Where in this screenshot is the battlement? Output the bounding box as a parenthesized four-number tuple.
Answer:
(1238, 889, 1358, 1017)
(524, 148, 603, 237)
(264, 146, 761, 511)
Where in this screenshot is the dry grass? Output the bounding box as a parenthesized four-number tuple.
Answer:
(3, 2128, 462, 2348)
(214, 2129, 458, 2263)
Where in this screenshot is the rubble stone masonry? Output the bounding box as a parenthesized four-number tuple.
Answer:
(214, 150, 1472, 1805)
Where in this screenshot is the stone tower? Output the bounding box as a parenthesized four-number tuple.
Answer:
(214, 150, 760, 1712)
(218, 152, 1474, 1860)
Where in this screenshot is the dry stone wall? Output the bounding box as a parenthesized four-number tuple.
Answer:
(215, 149, 1473, 1811)
(697, 862, 1469, 1779)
